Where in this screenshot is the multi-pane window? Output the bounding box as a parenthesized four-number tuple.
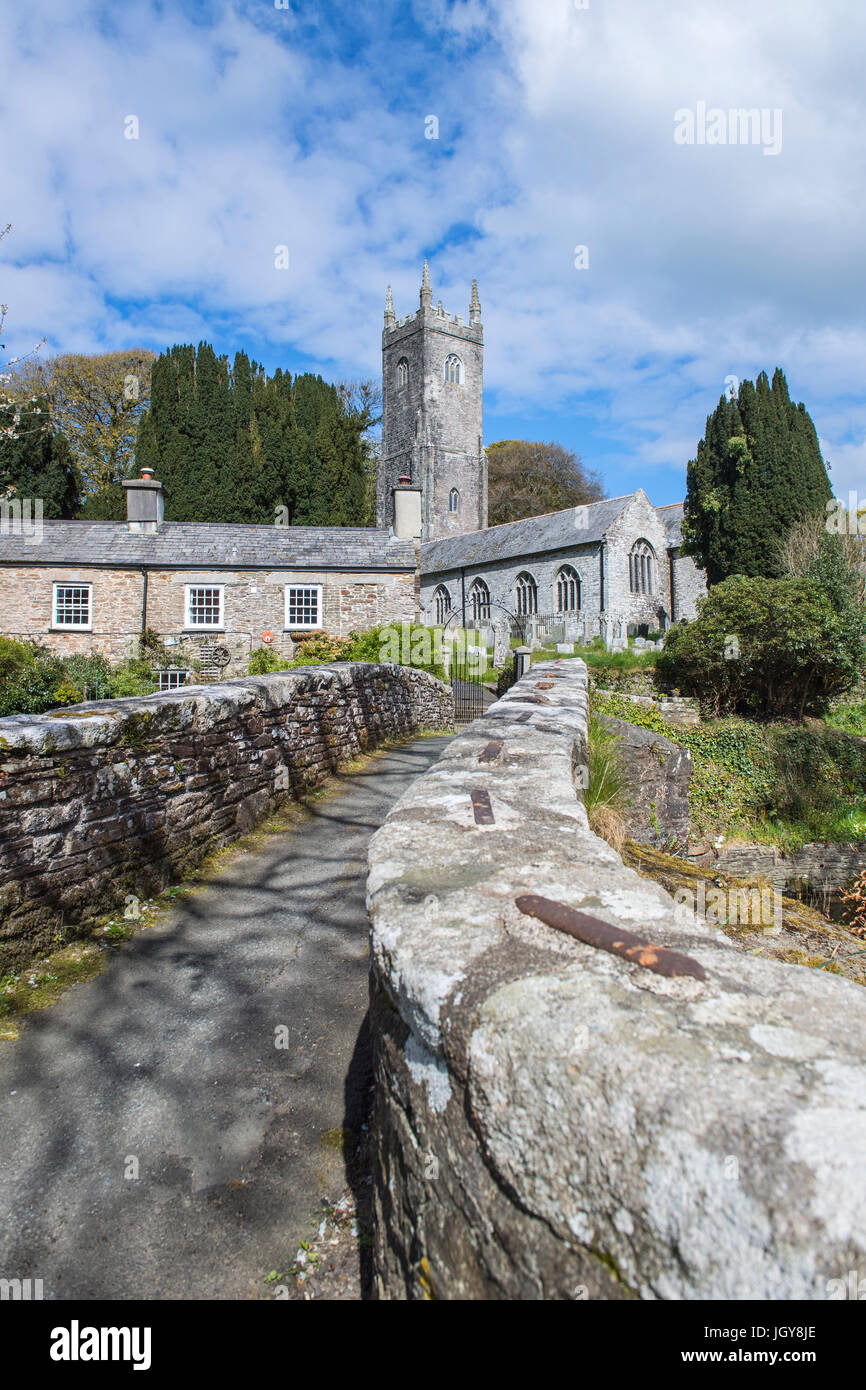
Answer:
(396, 357, 409, 389)
(468, 578, 490, 623)
(433, 585, 451, 625)
(515, 571, 538, 617)
(556, 565, 580, 613)
(444, 353, 463, 384)
(53, 584, 92, 629)
(185, 586, 224, 629)
(449, 488, 459, 514)
(629, 541, 655, 595)
(157, 668, 190, 691)
(285, 584, 323, 629)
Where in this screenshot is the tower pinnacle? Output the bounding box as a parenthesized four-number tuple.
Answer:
(384, 284, 395, 329)
(420, 259, 432, 307)
(469, 278, 481, 325)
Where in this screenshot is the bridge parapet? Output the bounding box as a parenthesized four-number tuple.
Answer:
(0, 664, 453, 970)
(367, 657, 866, 1299)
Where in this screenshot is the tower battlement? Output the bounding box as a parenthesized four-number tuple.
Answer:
(378, 263, 487, 542)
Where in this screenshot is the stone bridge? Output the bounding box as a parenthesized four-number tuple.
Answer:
(367, 657, 866, 1299)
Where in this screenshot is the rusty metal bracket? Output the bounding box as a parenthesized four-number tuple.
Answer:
(477, 741, 503, 764)
(515, 893, 707, 980)
(470, 789, 495, 825)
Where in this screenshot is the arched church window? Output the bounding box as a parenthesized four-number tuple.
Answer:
(629, 540, 656, 595)
(515, 571, 538, 617)
(444, 353, 463, 385)
(556, 565, 580, 613)
(469, 578, 490, 623)
(433, 585, 451, 625)
(396, 357, 409, 389)
(449, 487, 459, 514)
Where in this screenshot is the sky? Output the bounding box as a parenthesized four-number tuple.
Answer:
(1, 0, 865, 506)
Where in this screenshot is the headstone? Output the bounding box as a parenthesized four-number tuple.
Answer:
(556, 642, 575, 654)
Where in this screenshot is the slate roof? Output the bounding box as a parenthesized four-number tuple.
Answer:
(420, 494, 636, 574)
(0, 521, 416, 571)
(656, 502, 685, 544)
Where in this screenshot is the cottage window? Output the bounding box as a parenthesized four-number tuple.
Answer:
(285, 584, 323, 629)
(185, 586, 224, 629)
(157, 668, 190, 691)
(52, 583, 92, 630)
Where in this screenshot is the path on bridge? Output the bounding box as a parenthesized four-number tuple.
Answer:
(0, 735, 451, 1301)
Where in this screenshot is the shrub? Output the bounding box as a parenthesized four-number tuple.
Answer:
(248, 647, 290, 674)
(0, 636, 36, 682)
(655, 574, 865, 719)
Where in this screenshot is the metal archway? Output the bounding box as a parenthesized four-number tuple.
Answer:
(439, 601, 525, 725)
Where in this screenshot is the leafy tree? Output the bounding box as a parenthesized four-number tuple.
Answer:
(655, 574, 865, 719)
(486, 440, 604, 526)
(682, 369, 832, 584)
(0, 396, 81, 516)
(8, 350, 155, 510)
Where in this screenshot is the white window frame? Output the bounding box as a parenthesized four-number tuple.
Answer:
(52, 582, 93, 631)
(184, 584, 225, 631)
(284, 584, 323, 630)
(156, 668, 190, 691)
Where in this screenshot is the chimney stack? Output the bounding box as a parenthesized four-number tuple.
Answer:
(123, 466, 165, 533)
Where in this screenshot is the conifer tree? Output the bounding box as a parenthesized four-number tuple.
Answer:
(682, 368, 832, 584)
(0, 397, 82, 517)
(133, 347, 369, 525)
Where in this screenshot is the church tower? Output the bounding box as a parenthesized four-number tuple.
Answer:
(378, 263, 487, 542)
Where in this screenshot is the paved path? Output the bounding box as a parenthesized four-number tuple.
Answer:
(0, 736, 451, 1300)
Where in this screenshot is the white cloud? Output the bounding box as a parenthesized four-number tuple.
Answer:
(1, 0, 863, 498)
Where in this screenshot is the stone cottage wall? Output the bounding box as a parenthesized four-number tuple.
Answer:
(0, 565, 417, 673)
(0, 664, 453, 970)
(367, 657, 866, 1300)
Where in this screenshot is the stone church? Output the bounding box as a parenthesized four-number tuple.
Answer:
(0, 262, 705, 673)
(379, 265, 706, 644)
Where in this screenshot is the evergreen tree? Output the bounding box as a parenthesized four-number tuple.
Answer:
(133, 347, 370, 525)
(682, 369, 832, 584)
(0, 397, 81, 517)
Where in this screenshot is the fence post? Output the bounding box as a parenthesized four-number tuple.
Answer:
(514, 646, 532, 680)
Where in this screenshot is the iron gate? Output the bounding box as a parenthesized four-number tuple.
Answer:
(440, 602, 526, 726)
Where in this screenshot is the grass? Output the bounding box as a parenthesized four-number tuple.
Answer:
(825, 699, 866, 737)
(584, 714, 630, 849)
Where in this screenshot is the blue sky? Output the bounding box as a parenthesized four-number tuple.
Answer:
(2, 0, 865, 505)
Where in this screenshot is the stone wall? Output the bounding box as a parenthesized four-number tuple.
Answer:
(367, 657, 866, 1300)
(0, 664, 453, 971)
(596, 714, 691, 844)
(0, 565, 417, 673)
